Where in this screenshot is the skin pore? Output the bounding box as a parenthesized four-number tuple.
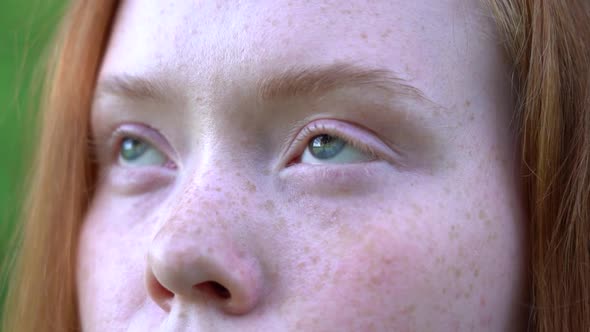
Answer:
(77, 0, 529, 331)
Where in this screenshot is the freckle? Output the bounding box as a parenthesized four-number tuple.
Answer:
(369, 275, 382, 286)
(314, 282, 323, 292)
(478, 210, 487, 220)
(474, 268, 480, 277)
(458, 246, 466, 257)
(464, 100, 471, 107)
(381, 28, 392, 38)
(446, 160, 457, 170)
(296, 261, 306, 270)
(311, 256, 319, 264)
(277, 217, 286, 228)
(411, 203, 423, 215)
(402, 304, 416, 314)
(468, 113, 475, 121)
(449, 225, 459, 240)
(480, 296, 487, 307)
(360, 32, 368, 40)
(442, 287, 447, 294)
(246, 181, 256, 193)
(380, 255, 394, 265)
(263, 200, 275, 212)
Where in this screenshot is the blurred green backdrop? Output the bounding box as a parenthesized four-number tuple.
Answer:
(0, 0, 66, 324)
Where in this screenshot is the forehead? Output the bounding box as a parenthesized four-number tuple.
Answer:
(101, 0, 499, 107)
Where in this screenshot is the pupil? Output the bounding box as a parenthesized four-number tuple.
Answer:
(309, 134, 346, 159)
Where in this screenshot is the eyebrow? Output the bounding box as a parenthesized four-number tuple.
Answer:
(94, 74, 173, 102)
(94, 63, 436, 106)
(257, 63, 432, 104)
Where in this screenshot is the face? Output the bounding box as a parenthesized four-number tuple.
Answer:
(78, 0, 529, 331)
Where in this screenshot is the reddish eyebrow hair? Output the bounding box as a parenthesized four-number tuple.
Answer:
(256, 62, 431, 103)
(94, 62, 436, 106)
(94, 74, 173, 102)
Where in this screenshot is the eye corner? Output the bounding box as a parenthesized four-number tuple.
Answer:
(285, 155, 301, 168)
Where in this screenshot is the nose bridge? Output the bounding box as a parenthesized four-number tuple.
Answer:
(146, 171, 263, 315)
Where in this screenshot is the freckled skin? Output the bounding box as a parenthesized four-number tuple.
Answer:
(78, 0, 529, 331)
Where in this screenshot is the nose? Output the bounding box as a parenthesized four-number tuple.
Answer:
(146, 196, 264, 315)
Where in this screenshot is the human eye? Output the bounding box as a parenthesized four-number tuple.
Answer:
(92, 123, 178, 194)
(118, 136, 167, 167)
(279, 119, 402, 193)
(107, 123, 177, 170)
(286, 119, 395, 168)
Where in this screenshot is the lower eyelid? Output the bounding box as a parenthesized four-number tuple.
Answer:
(105, 165, 176, 195)
(277, 160, 389, 196)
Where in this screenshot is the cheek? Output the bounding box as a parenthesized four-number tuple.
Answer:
(76, 195, 163, 330)
(276, 177, 525, 331)
(281, 222, 430, 331)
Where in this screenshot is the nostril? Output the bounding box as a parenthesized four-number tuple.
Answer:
(194, 281, 231, 300)
(146, 268, 176, 312)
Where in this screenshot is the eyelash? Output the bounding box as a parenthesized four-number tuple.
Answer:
(286, 120, 379, 166)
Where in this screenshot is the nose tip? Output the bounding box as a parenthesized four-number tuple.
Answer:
(146, 237, 263, 315)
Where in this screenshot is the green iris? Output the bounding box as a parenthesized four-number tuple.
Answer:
(118, 136, 167, 167)
(308, 134, 346, 159)
(120, 137, 148, 161)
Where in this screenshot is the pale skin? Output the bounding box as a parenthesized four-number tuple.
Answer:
(78, 0, 529, 331)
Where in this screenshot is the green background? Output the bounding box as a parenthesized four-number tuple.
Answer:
(0, 0, 66, 323)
